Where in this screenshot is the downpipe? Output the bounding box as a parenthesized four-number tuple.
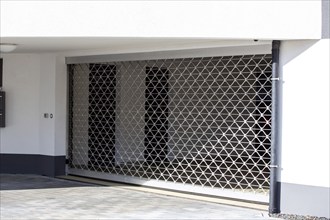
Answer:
(269, 40, 281, 214)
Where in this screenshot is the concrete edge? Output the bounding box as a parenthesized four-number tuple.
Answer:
(280, 182, 330, 218)
(0, 154, 65, 177)
(58, 175, 269, 211)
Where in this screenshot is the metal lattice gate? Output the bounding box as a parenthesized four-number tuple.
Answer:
(68, 53, 272, 202)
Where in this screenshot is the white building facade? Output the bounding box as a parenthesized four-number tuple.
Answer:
(0, 1, 329, 218)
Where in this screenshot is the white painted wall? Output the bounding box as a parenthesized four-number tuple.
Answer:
(1, 1, 322, 39)
(0, 54, 41, 154)
(279, 40, 330, 218)
(39, 54, 56, 156)
(54, 56, 67, 156)
(39, 54, 67, 156)
(0, 53, 67, 157)
(280, 39, 330, 188)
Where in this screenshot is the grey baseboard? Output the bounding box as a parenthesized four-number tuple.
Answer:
(0, 154, 65, 177)
(281, 182, 330, 218)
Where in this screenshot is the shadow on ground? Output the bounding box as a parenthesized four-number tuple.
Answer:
(0, 174, 95, 190)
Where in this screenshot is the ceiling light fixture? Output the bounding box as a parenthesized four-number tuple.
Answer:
(0, 43, 18, 53)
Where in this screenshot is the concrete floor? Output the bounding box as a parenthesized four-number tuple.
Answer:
(0, 174, 280, 219)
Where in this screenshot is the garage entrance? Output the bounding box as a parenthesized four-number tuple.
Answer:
(67, 49, 272, 202)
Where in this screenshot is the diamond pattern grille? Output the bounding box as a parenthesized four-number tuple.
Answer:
(68, 54, 272, 195)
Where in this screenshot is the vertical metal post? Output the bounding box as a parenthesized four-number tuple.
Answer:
(67, 64, 74, 168)
(269, 40, 281, 214)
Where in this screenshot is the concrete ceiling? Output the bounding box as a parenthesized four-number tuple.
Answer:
(0, 37, 271, 54)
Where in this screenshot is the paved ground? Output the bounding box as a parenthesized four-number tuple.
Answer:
(0, 174, 280, 219)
